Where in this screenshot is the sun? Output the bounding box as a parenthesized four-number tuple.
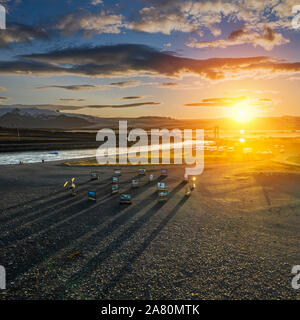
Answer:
(232, 101, 255, 123)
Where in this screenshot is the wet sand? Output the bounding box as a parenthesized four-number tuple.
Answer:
(0, 159, 299, 300)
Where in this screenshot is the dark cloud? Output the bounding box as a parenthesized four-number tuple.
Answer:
(121, 96, 143, 100)
(58, 98, 86, 103)
(86, 101, 161, 109)
(228, 27, 248, 41)
(36, 84, 103, 91)
(0, 23, 48, 48)
(0, 59, 64, 75)
(107, 80, 142, 87)
(0, 44, 299, 81)
(0, 96, 11, 104)
(161, 82, 179, 87)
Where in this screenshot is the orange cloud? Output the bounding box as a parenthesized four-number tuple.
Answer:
(185, 96, 247, 107)
(185, 96, 275, 108)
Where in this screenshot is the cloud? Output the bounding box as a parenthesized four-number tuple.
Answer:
(0, 96, 10, 104)
(0, 44, 299, 82)
(108, 80, 179, 88)
(126, 0, 299, 38)
(156, 81, 204, 90)
(129, 5, 198, 35)
(58, 98, 86, 103)
(0, 59, 65, 75)
(187, 26, 289, 51)
(107, 80, 142, 88)
(0, 23, 48, 48)
(255, 98, 276, 108)
(121, 96, 143, 100)
(160, 82, 179, 87)
(268, 0, 300, 28)
(127, 0, 236, 35)
(55, 10, 125, 36)
(2, 0, 297, 52)
(185, 96, 247, 107)
(86, 101, 161, 109)
(185, 95, 275, 108)
(35, 84, 104, 91)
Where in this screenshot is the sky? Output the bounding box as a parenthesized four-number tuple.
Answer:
(0, 0, 299, 119)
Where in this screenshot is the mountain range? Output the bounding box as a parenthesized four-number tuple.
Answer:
(0, 107, 300, 130)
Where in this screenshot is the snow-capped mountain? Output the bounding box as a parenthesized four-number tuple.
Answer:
(0, 107, 61, 117)
(0, 107, 98, 129)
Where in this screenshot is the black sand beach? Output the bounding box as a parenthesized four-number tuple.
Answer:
(0, 159, 299, 299)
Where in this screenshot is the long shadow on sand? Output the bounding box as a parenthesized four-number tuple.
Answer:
(255, 174, 300, 200)
(0, 177, 112, 226)
(0, 178, 94, 213)
(199, 183, 254, 198)
(0, 179, 114, 241)
(1, 172, 147, 226)
(49, 181, 187, 299)
(254, 176, 273, 206)
(0, 174, 160, 246)
(100, 196, 189, 298)
(0, 172, 147, 234)
(3, 177, 169, 285)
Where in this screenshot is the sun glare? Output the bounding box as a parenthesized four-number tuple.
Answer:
(233, 101, 255, 123)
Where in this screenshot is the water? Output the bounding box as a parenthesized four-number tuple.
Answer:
(0, 149, 97, 165)
(0, 139, 208, 165)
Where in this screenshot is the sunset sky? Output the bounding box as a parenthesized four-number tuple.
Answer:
(0, 0, 300, 119)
